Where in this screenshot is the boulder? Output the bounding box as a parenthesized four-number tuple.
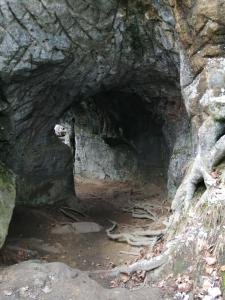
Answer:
(0, 260, 162, 300)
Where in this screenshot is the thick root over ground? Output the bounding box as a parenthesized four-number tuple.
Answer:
(172, 117, 225, 212)
(106, 221, 165, 247)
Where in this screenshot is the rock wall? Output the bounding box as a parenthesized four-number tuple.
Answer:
(0, 1, 225, 291)
(161, 1, 225, 288)
(57, 85, 190, 198)
(72, 93, 168, 184)
(0, 162, 16, 249)
(0, 0, 190, 206)
(170, 0, 225, 212)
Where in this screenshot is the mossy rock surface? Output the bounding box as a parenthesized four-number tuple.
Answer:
(0, 162, 16, 249)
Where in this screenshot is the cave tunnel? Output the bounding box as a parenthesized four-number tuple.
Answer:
(0, 0, 191, 274)
(0, 80, 190, 272)
(1, 0, 225, 297)
(57, 90, 169, 191)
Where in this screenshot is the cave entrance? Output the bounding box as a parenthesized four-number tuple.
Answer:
(74, 91, 168, 191)
(0, 90, 172, 280)
(73, 90, 169, 222)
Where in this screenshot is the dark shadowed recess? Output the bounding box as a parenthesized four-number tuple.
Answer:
(72, 90, 169, 186)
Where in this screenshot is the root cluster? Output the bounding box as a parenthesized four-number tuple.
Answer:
(106, 220, 165, 247)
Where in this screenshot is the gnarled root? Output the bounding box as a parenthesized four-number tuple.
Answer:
(110, 251, 168, 276)
(123, 202, 159, 221)
(89, 250, 168, 278)
(172, 117, 225, 212)
(106, 221, 164, 247)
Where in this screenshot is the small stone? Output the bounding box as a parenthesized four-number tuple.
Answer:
(220, 265, 225, 272)
(205, 266, 214, 275)
(202, 278, 212, 290)
(205, 257, 217, 266)
(3, 290, 13, 296)
(19, 286, 29, 295)
(208, 287, 221, 298)
(42, 286, 52, 294)
(49, 274, 56, 281)
(72, 222, 103, 233)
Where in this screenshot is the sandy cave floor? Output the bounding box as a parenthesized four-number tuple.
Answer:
(0, 179, 170, 287)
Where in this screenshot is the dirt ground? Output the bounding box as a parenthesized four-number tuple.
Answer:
(1, 179, 223, 299)
(0, 178, 170, 276)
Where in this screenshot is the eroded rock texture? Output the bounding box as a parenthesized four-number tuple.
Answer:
(0, 163, 15, 249)
(0, 0, 189, 207)
(170, 0, 225, 211)
(0, 0, 225, 292)
(0, 261, 162, 300)
(70, 92, 168, 184)
(164, 1, 225, 286)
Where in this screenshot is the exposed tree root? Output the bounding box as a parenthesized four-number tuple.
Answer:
(89, 251, 168, 277)
(109, 252, 168, 276)
(59, 208, 80, 222)
(133, 228, 165, 236)
(132, 212, 156, 221)
(123, 202, 159, 221)
(119, 251, 139, 256)
(61, 206, 87, 217)
(106, 221, 164, 247)
(172, 117, 225, 212)
(59, 206, 88, 222)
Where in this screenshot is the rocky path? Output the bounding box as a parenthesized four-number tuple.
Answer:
(0, 179, 169, 299)
(0, 261, 163, 300)
(1, 180, 168, 269)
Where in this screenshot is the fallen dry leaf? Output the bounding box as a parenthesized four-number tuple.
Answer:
(177, 282, 192, 293)
(120, 274, 130, 283)
(202, 278, 212, 290)
(175, 274, 193, 293)
(110, 280, 118, 288)
(158, 280, 166, 288)
(210, 171, 219, 179)
(204, 256, 217, 266)
(205, 266, 214, 275)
